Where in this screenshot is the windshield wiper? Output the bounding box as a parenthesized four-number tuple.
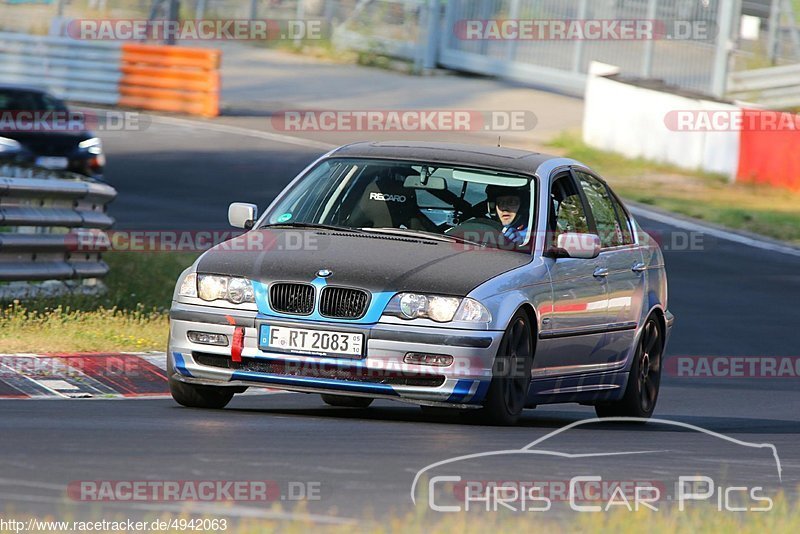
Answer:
(260, 223, 484, 248)
(365, 227, 484, 247)
(260, 222, 367, 233)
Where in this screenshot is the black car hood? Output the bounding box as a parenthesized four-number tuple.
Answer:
(196, 229, 532, 295)
(6, 131, 92, 156)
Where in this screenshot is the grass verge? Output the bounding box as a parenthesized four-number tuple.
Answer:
(0, 252, 197, 353)
(548, 132, 800, 245)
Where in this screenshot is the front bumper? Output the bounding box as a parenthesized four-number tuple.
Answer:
(168, 302, 503, 408)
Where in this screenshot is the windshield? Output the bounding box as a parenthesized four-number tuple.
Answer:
(264, 158, 536, 253)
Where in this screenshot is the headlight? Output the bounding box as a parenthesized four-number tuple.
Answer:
(427, 296, 461, 322)
(387, 293, 490, 323)
(226, 277, 255, 304)
(197, 274, 255, 304)
(399, 293, 428, 319)
(198, 275, 228, 301)
(0, 136, 21, 153)
(78, 137, 103, 155)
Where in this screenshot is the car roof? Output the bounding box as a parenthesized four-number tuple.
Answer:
(0, 84, 50, 95)
(328, 141, 558, 175)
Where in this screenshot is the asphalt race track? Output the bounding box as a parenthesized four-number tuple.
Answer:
(1, 117, 798, 524)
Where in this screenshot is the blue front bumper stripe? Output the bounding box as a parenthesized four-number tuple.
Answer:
(229, 370, 400, 396)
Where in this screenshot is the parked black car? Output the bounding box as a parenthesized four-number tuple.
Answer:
(0, 86, 105, 179)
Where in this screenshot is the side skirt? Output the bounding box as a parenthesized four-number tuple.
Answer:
(527, 369, 629, 406)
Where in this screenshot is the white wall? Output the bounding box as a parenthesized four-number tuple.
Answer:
(583, 62, 740, 180)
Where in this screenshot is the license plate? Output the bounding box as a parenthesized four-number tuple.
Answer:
(259, 325, 364, 358)
(35, 156, 69, 170)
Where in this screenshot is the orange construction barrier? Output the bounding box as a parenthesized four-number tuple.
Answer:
(736, 108, 800, 192)
(119, 44, 220, 118)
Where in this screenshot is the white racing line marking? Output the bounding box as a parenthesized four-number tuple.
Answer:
(630, 205, 800, 258)
(0, 478, 66, 492)
(0, 360, 70, 399)
(147, 115, 335, 151)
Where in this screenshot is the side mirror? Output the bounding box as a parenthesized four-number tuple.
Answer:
(228, 202, 258, 229)
(555, 232, 601, 259)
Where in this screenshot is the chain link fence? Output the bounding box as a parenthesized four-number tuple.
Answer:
(1, 0, 798, 99)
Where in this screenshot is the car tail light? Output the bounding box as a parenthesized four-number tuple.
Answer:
(89, 154, 105, 171)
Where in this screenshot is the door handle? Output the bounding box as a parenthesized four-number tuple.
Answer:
(631, 262, 646, 273)
(593, 267, 609, 278)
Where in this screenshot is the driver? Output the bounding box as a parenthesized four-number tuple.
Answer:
(486, 185, 530, 246)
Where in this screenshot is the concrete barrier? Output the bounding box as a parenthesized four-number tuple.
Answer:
(583, 62, 740, 180)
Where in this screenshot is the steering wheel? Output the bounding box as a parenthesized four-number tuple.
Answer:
(446, 217, 510, 247)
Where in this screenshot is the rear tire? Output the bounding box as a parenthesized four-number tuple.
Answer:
(595, 316, 663, 419)
(167, 354, 235, 409)
(321, 394, 373, 408)
(479, 310, 534, 426)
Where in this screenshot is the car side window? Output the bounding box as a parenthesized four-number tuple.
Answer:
(549, 174, 590, 247)
(575, 171, 625, 248)
(607, 190, 634, 245)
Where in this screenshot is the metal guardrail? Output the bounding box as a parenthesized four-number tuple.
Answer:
(0, 165, 116, 293)
(728, 63, 800, 108)
(0, 31, 122, 105)
(0, 32, 221, 117)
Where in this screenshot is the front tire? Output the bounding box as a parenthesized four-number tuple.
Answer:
(595, 316, 663, 419)
(321, 394, 373, 408)
(479, 310, 534, 425)
(167, 355, 235, 409)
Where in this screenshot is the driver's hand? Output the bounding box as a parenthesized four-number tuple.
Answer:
(503, 226, 525, 245)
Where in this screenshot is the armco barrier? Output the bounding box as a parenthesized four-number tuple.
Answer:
(120, 43, 220, 118)
(728, 64, 800, 110)
(0, 32, 220, 118)
(0, 32, 122, 105)
(0, 165, 117, 288)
